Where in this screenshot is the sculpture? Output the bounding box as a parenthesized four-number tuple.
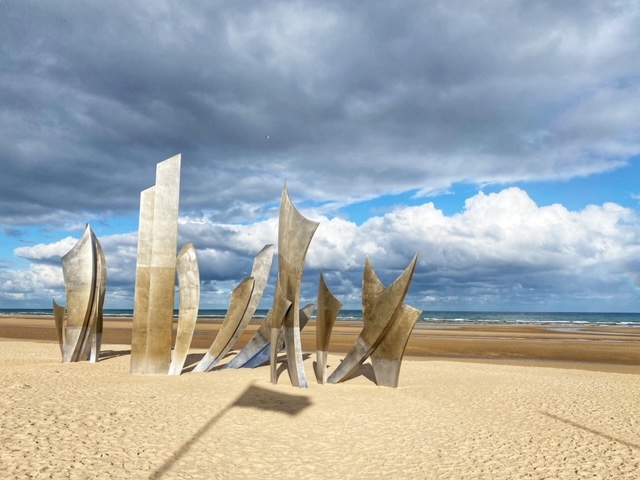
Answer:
(53, 300, 65, 356)
(193, 245, 274, 372)
(49, 153, 426, 390)
(327, 255, 417, 384)
(357, 256, 422, 386)
(314, 273, 343, 384)
(225, 304, 314, 369)
(90, 237, 107, 363)
(168, 243, 201, 375)
(225, 309, 279, 369)
(131, 154, 181, 374)
(270, 186, 319, 388)
(193, 277, 255, 372)
(370, 304, 422, 388)
(55, 224, 107, 363)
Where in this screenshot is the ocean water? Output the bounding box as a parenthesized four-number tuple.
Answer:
(1, 308, 639, 327)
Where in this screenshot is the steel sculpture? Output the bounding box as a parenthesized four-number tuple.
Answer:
(130, 186, 155, 373)
(270, 282, 293, 383)
(60, 225, 94, 362)
(270, 186, 319, 388)
(88, 238, 107, 363)
(315, 273, 343, 384)
(193, 277, 255, 372)
(53, 300, 65, 356)
(225, 309, 278, 370)
(131, 154, 181, 374)
(226, 304, 314, 369)
(327, 254, 417, 384)
(370, 304, 422, 388)
(193, 245, 274, 372)
(359, 258, 423, 387)
(57, 224, 107, 363)
(168, 244, 201, 375)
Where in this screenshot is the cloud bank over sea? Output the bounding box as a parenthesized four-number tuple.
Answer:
(8, 188, 640, 312)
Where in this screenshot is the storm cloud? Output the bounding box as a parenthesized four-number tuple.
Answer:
(1, 1, 639, 311)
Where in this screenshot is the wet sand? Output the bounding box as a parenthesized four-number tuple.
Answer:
(2, 315, 640, 372)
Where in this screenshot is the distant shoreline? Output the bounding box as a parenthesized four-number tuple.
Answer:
(1, 314, 639, 373)
(3, 309, 640, 327)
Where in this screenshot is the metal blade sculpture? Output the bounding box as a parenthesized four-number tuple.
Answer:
(371, 304, 422, 388)
(226, 304, 314, 369)
(327, 254, 417, 384)
(269, 282, 293, 383)
(57, 224, 107, 363)
(131, 154, 181, 374)
(89, 238, 107, 363)
(130, 186, 155, 373)
(168, 243, 201, 375)
(53, 300, 65, 357)
(362, 257, 385, 318)
(193, 277, 255, 372)
(359, 257, 422, 387)
(315, 273, 343, 384)
(225, 309, 278, 370)
(60, 225, 95, 362)
(270, 186, 319, 388)
(192, 244, 274, 373)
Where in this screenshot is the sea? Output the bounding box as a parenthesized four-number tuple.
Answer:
(1, 309, 640, 327)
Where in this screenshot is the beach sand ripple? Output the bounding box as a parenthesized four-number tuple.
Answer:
(1, 341, 639, 479)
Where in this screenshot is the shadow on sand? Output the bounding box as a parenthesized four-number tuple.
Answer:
(540, 411, 640, 450)
(149, 382, 313, 479)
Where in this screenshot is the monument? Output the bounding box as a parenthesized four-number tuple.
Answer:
(168, 243, 201, 375)
(131, 154, 181, 374)
(122, 156, 421, 387)
(194, 245, 274, 372)
(314, 273, 343, 384)
(55, 224, 107, 363)
(327, 255, 418, 384)
(269, 186, 319, 388)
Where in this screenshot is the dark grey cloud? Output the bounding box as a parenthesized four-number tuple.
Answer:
(1, 0, 638, 227)
(2, 1, 640, 312)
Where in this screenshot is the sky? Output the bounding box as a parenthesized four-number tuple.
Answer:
(1, 1, 640, 313)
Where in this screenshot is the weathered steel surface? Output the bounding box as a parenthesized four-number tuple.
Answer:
(270, 186, 319, 388)
(371, 304, 422, 388)
(221, 244, 273, 357)
(131, 154, 181, 374)
(315, 273, 343, 384)
(327, 255, 417, 384)
(193, 277, 256, 372)
(145, 155, 181, 374)
(269, 281, 292, 384)
(194, 245, 273, 373)
(225, 303, 288, 370)
(89, 233, 107, 363)
(243, 304, 313, 369)
(52, 300, 65, 356)
(225, 309, 276, 370)
(168, 244, 200, 375)
(362, 257, 385, 318)
(270, 283, 291, 383)
(57, 225, 107, 363)
(61, 225, 96, 363)
(130, 186, 155, 373)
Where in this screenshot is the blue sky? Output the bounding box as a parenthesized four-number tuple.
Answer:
(340, 160, 640, 222)
(1, 1, 640, 312)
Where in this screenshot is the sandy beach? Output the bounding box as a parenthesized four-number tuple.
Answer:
(1, 316, 639, 479)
